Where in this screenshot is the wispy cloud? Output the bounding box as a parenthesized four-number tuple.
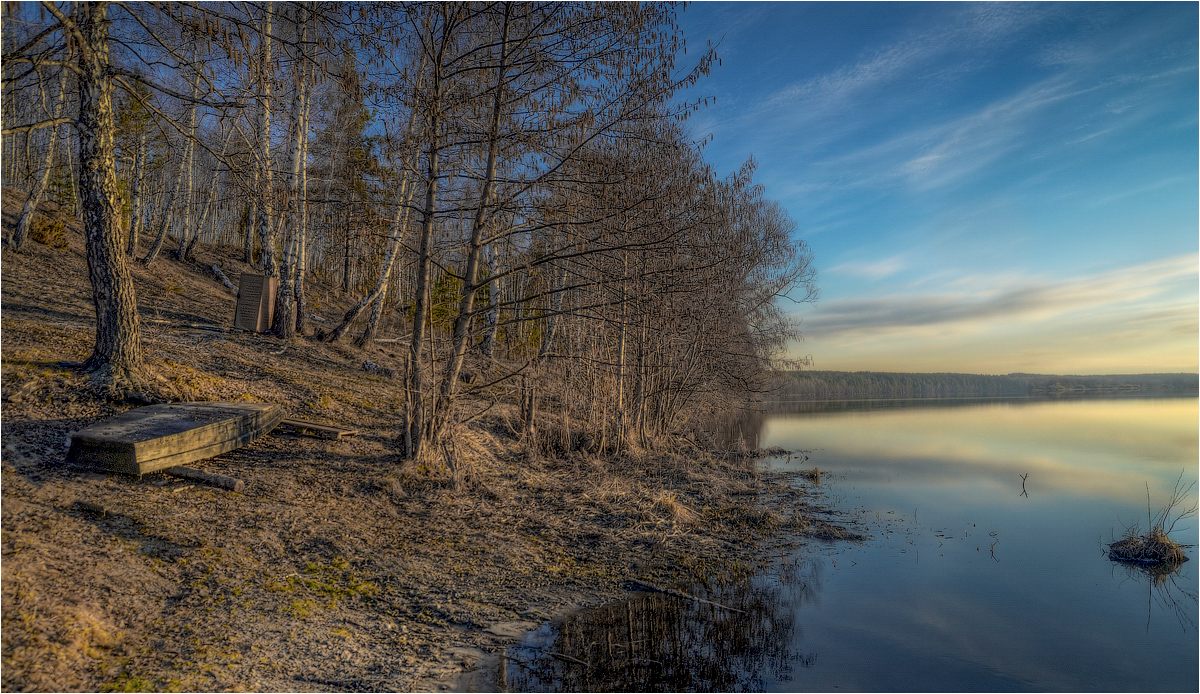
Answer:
(892, 67, 1195, 192)
(805, 254, 1198, 339)
(685, 3, 1053, 161)
(702, 3, 1196, 206)
(681, 3, 1198, 374)
(827, 256, 908, 280)
(761, 3, 1049, 120)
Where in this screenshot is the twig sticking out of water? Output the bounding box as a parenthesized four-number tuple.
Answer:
(1019, 473, 1029, 498)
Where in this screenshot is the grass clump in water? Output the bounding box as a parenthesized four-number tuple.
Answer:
(1108, 474, 1196, 569)
(1108, 528, 1188, 566)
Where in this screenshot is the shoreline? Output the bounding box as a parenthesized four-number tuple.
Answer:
(1, 197, 856, 692)
(440, 462, 841, 693)
(2, 324, 849, 692)
(3, 383, 841, 692)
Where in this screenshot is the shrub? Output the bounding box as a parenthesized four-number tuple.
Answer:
(30, 216, 68, 249)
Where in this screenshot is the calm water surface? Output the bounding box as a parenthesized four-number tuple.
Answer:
(507, 398, 1199, 692)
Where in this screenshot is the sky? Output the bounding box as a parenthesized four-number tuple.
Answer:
(675, 2, 1198, 375)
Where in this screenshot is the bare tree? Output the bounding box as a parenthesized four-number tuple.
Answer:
(8, 63, 69, 250)
(70, 2, 144, 387)
(3, 1, 260, 390)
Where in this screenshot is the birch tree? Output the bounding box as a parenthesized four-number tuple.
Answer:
(8, 63, 69, 250)
(2, 1, 255, 391)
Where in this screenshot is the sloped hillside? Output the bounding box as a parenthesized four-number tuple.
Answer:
(1, 190, 844, 692)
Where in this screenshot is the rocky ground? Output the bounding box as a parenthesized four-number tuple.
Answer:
(1, 191, 853, 692)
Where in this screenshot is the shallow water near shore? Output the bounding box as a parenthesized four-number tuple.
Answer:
(505, 397, 1199, 692)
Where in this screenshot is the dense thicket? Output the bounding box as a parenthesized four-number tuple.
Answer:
(2, 2, 817, 461)
(774, 371, 1199, 400)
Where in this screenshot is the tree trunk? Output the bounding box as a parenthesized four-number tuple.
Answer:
(437, 5, 510, 422)
(255, 8, 277, 278)
(11, 66, 68, 251)
(633, 309, 647, 447)
(65, 131, 79, 217)
(294, 74, 311, 335)
(407, 134, 438, 459)
(326, 148, 420, 346)
(76, 2, 144, 388)
(273, 6, 308, 339)
(142, 109, 193, 265)
(325, 200, 406, 344)
(182, 126, 234, 261)
(174, 126, 196, 260)
(539, 264, 566, 358)
(243, 184, 257, 264)
(406, 7, 455, 460)
(357, 286, 388, 347)
(345, 114, 425, 347)
(480, 243, 500, 357)
(342, 208, 352, 292)
(126, 130, 147, 256)
(615, 250, 629, 450)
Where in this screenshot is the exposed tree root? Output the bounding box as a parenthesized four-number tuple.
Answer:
(81, 361, 183, 404)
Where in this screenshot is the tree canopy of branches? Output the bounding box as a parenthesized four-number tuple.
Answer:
(2, 1, 817, 460)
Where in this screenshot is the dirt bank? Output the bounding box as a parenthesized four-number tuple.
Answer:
(1, 191, 853, 692)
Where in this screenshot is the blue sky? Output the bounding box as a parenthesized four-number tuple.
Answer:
(676, 2, 1198, 374)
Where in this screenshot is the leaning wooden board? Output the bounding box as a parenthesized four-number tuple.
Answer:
(67, 402, 284, 476)
(276, 418, 359, 439)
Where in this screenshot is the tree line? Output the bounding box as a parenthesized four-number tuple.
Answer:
(1, 2, 817, 461)
(773, 371, 1199, 400)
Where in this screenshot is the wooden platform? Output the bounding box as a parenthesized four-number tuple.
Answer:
(67, 402, 284, 476)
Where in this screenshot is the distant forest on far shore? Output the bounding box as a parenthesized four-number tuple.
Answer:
(772, 371, 1200, 400)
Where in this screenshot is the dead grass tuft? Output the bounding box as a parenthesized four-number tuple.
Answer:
(649, 491, 698, 526)
(30, 215, 68, 249)
(1108, 474, 1196, 569)
(1108, 527, 1189, 567)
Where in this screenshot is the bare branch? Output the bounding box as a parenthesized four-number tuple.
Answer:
(1, 116, 76, 135)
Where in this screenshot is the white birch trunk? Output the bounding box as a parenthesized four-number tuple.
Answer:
(12, 66, 69, 250)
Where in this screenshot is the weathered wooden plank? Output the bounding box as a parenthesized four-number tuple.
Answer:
(234, 274, 277, 331)
(276, 418, 359, 439)
(67, 402, 283, 476)
(73, 501, 107, 517)
(164, 466, 245, 492)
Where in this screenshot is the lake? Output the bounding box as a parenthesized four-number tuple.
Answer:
(506, 397, 1199, 692)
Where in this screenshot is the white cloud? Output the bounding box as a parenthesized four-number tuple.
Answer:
(738, 6, 1198, 204)
(762, 3, 1049, 118)
(804, 254, 1198, 340)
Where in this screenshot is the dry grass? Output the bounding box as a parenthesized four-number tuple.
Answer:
(1108, 528, 1189, 567)
(1107, 474, 1196, 569)
(30, 215, 69, 249)
(648, 491, 698, 526)
(0, 190, 856, 692)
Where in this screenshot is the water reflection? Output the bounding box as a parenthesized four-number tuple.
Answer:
(1113, 560, 1199, 633)
(509, 398, 1199, 692)
(762, 398, 1199, 508)
(506, 564, 821, 692)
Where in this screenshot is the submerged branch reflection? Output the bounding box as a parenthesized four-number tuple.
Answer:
(1113, 561, 1199, 633)
(506, 562, 822, 692)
